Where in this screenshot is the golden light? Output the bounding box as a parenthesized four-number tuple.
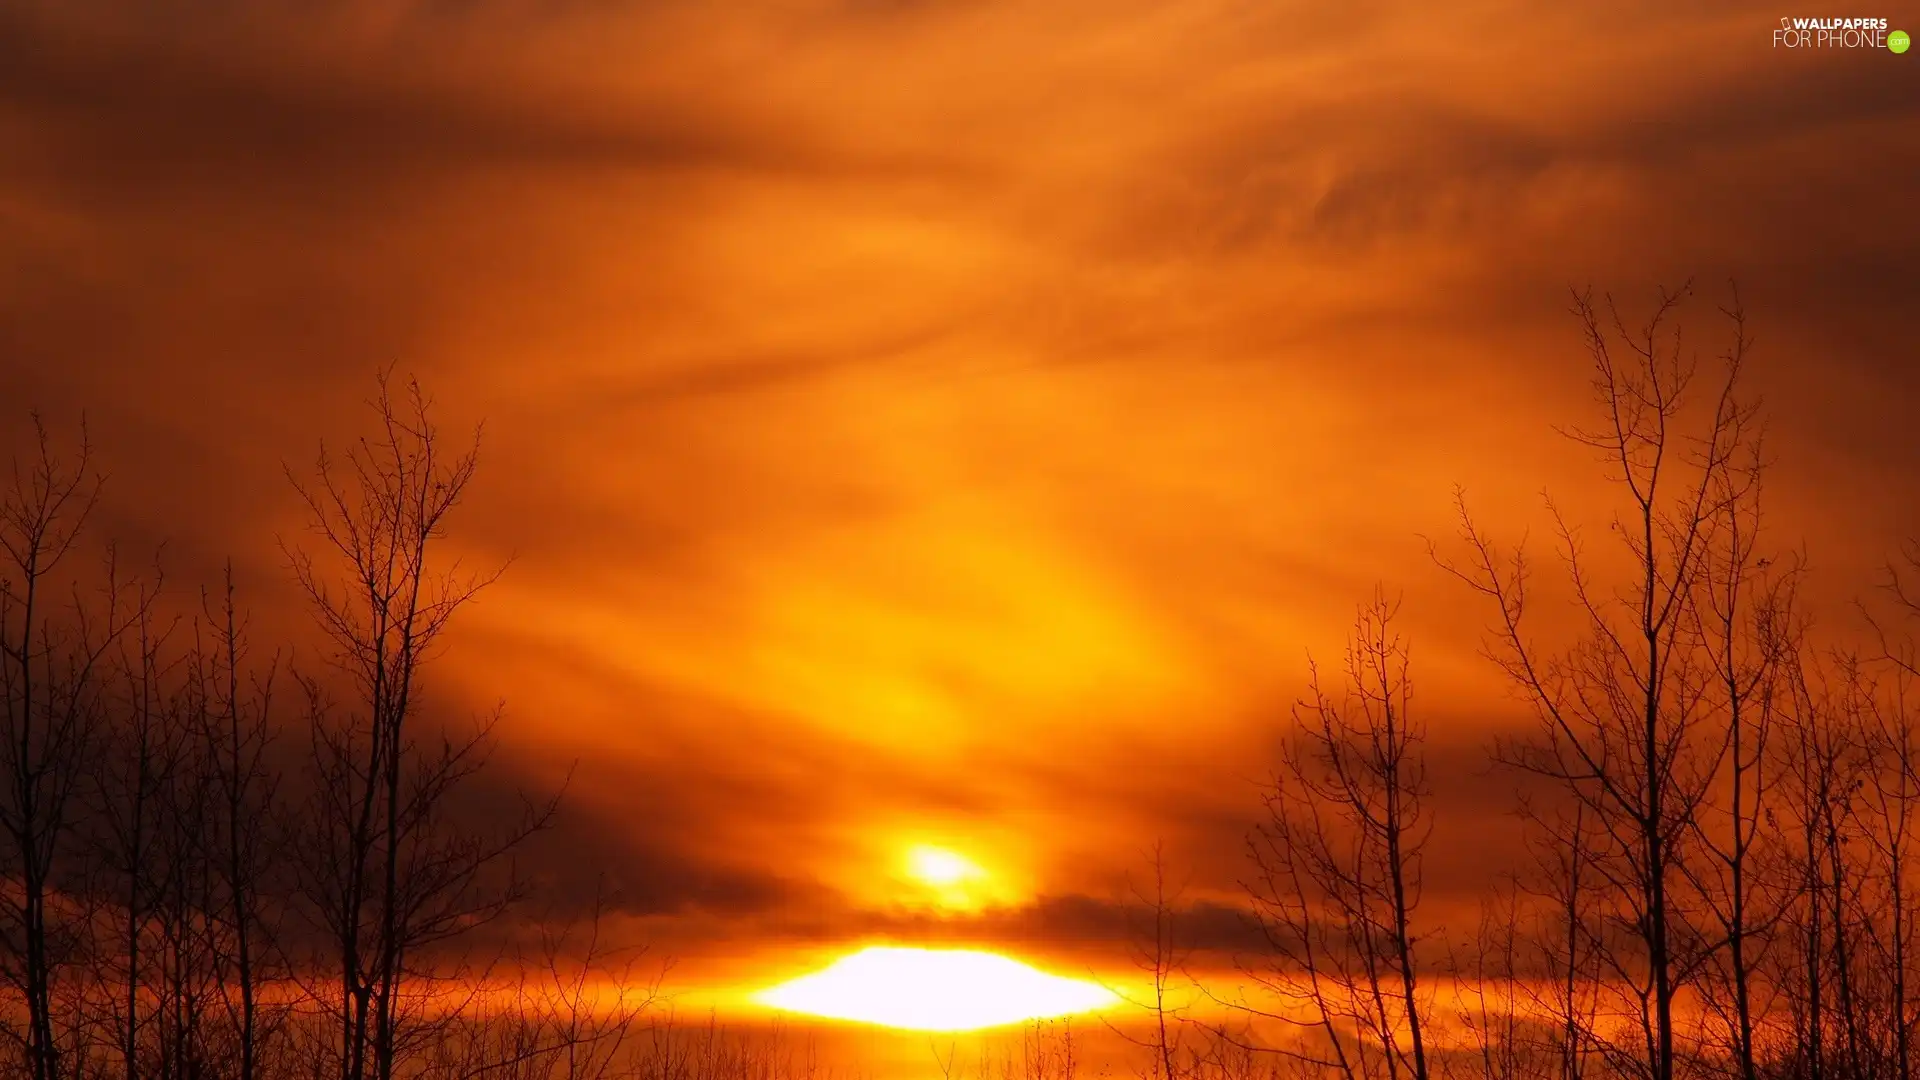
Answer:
(754, 946, 1120, 1031)
(906, 845, 986, 889)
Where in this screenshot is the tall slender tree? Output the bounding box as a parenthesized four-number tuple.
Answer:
(1438, 283, 1762, 1080)
(1243, 591, 1432, 1080)
(193, 565, 285, 1080)
(284, 372, 551, 1080)
(0, 418, 140, 1080)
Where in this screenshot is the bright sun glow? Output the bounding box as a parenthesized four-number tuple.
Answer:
(754, 947, 1119, 1031)
(906, 845, 986, 888)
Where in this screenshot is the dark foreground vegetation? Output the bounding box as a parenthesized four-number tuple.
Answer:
(3, 284, 1919, 1080)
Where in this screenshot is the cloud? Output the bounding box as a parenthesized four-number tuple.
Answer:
(0, 0, 1914, 992)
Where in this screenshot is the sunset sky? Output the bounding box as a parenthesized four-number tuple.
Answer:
(1, 0, 1917, 1031)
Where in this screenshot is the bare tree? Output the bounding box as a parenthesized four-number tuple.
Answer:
(1449, 877, 1528, 1080)
(1242, 590, 1432, 1080)
(87, 571, 186, 1080)
(1844, 538, 1920, 1080)
(1436, 283, 1761, 1080)
(1506, 799, 1605, 1080)
(193, 565, 287, 1080)
(147, 683, 221, 1080)
(429, 884, 657, 1080)
(1771, 647, 1848, 1080)
(0, 417, 141, 1080)
(1686, 298, 1799, 1080)
(1104, 841, 1193, 1080)
(284, 372, 554, 1080)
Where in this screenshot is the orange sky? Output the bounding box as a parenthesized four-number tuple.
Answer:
(1, 0, 1917, 1015)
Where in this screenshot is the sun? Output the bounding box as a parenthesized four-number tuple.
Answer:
(754, 947, 1119, 1031)
(906, 845, 987, 889)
